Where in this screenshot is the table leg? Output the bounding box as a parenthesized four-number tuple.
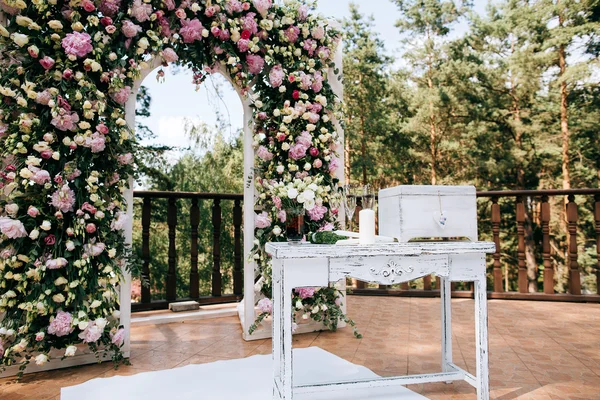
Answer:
(440, 276, 452, 374)
(272, 259, 283, 400)
(281, 268, 294, 400)
(474, 277, 490, 400)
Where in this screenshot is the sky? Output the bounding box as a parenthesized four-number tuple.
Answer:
(138, 0, 490, 159)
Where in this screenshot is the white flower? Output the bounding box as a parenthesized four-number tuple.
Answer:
(29, 229, 40, 240)
(65, 241, 75, 251)
(54, 277, 68, 286)
(52, 293, 65, 303)
(303, 189, 315, 201)
(273, 226, 282, 236)
(35, 354, 48, 366)
(65, 345, 77, 357)
(276, 165, 285, 174)
(287, 188, 299, 199)
(12, 33, 29, 47)
(78, 320, 89, 330)
(295, 300, 303, 310)
(95, 318, 107, 330)
(90, 300, 102, 309)
(40, 220, 52, 231)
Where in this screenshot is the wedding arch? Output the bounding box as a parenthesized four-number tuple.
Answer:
(0, 0, 344, 375)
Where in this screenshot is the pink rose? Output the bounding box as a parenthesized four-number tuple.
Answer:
(311, 25, 325, 40)
(163, 0, 175, 10)
(0, 217, 27, 239)
(237, 39, 250, 52)
(175, 8, 186, 19)
(131, 0, 152, 22)
(255, 211, 271, 229)
(63, 69, 73, 80)
(78, 321, 103, 343)
(269, 65, 285, 88)
(96, 124, 109, 134)
(257, 146, 273, 161)
(121, 20, 142, 38)
(82, 0, 95, 12)
(85, 132, 106, 153)
(61, 32, 93, 58)
(106, 25, 117, 34)
(28, 46, 39, 58)
(27, 206, 40, 217)
(35, 332, 45, 342)
(272, 196, 282, 209)
(205, 5, 216, 16)
(313, 159, 323, 169)
(118, 153, 133, 165)
(295, 287, 315, 299)
(44, 234, 56, 246)
(51, 111, 79, 132)
(296, 131, 313, 148)
(180, 18, 204, 43)
(162, 47, 178, 63)
(32, 169, 51, 184)
(51, 184, 76, 213)
(46, 257, 68, 269)
(309, 147, 319, 157)
(312, 71, 324, 93)
(246, 54, 264, 75)
(257, 298, 272, 314)
(39, 56, 55, 70)
(36, 90, 52, 105)
(86, 223, 97, 234)
(110, 86, 130, 104)
(48, 311, 73, 336)
(100, 17, 113, 26)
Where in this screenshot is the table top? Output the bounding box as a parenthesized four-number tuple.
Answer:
(265, 241, 496, 260)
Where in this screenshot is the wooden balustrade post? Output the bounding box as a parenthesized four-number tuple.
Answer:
(516, 196, 528, 293)
(423, 276, 432, 291)
(491, 197, 503, 292)
(141, 198, 152, 304)
(541, 195, 554, 294)
(212, 199, 223, 297)
(166, 198, 178, 302)
(566, 195, 581, 295)
(233, 199, 243, 296)
(189, 198, 200, 299)
(595, 194, 600, 295)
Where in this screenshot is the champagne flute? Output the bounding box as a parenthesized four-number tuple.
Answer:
(362, 184, 375, 210)
(343, 184, 357, 231)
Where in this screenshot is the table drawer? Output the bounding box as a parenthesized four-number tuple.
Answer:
(329, 255, 449, 285)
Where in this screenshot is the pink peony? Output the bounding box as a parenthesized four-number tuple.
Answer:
(317, 46, 331, 60)
(118, 153, 133, 165)
(303, 39, 317, 56)
(162, 47, 178, 63)
(295, 287, 315, 299)
(311, 25, 325, 40)
(252, 0, 272, 17)
(0, 217, 27, 239)
(85, 132, 106, 153)
(51, 111, 79, 132)
(255, 211, 271, 229)
(318, 222, 335, 232)
(158, 16, 172, 37)
(111, 212, 128, 231)
(121, 20, 142, 38)
(297, 5, 308, 21)
(296, 131, 313, 148)
(312, 71, 324, 92)
(98, 0, 121, 17)
(180, 18, 204, 43)
(225, 0, 243, 14)
(78, 321, 103, 343)
(46, 257, 68, 269)
(269, 65, 285, 88)
(257, 146, 273, 161)
(48, 311, 73, 337)
(111, 328, 126, 346)
(50, 184, 76, 213)
(285, 25, 300, 43)
(307, 205, 328, 221)
(163, 0, 175, 10)
(257, 298, 272, 314)
(32, 169, 51, 184)
(131, 0, 152, 22)
(241, 12, 258, 35)
(289, 144, 307, 160)
(272, 196, 282, 209)
(62, 32, 93, 58)
(110, 86, 130, 104)
(237, 39, 250, 53)
(246, 54, 264, 74)
(39, 56, 55, 70)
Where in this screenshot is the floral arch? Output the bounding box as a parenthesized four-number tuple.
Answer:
(0, 0, 345, 374)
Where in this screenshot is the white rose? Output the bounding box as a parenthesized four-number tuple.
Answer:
(281, 142, 290, 151)
(304, 162, 311, 171)
(5, 203, 19, 216)
(276, 165, 285, 174)
(273, 226, 282, 236)
(48, 20, 63, 30)
(65, 241, 75, 251)
(12, 33, 29, 47)
(65, 345, 77, 357)
(54, 277, 68, 286)
(35, 354, 48, 366)
(303, 199, 315, 210)
(90, 300, 102, 309)
(273, 109, 281, 117)
(29, 230, 40, 240)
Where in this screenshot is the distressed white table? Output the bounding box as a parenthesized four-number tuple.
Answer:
(266, 241, 496, 400)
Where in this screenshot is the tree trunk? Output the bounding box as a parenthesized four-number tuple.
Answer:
(345, 115, 351, 185)
(360, 114, 367, 186)
(428, 76, 437, 185)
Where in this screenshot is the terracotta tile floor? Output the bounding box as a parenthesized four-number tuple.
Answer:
(1, 297, 600, 400)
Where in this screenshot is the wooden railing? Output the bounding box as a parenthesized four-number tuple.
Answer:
(131, 191, 244, 312)
(353, 188, 600, 302)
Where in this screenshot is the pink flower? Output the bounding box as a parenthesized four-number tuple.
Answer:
(296, 131, 313, 148)
(311, 25, 325, 40)
(272, 196, 282, 209)
(312, 71, 324, 92)
(180, 18, 204, 43)
(158, 17, 171, 37)
(0, 217, 27, 239)
(63, 69, 74, 80)
(106, 25, 117, 34)
(110, 86, 130, 105)
(255, 211, 271, 229)
(318, 222, 335, 232)
(111, 212, 128, 231)
(27, 206, 40, 217)
(285, 25, 300, 43)
(307, 205, 327, 221)
(237, 39, 250, 52)
(0, 123, 7, 138)
(252, 0, 272, 17)
(78, 321, 103, 343)
(329, 157, 340, 173)
(98, 0, 121, 17)
(82, 0, 95, 12)
(111, 328, 126, 346)
(163, 0, 175, 10)
(28, 46, 39, 58)
(121, 20, 142, 38)
(46, 257, 68, 269)
(225, 0, 243, 14)
(62, 32, 93, 58)
(96, 123, 109, 135)
(175, 8, 186, 19)
(313, 159, 323, 169)
(246, 54, 264, 74)
(48, 311, 73, 337)
(277, 210, 286, 223)
(303, 40, 317, 56)
(84, 242, 105, 256)
(85, 132, 106, 153)
(241, 12, 258, 35)
(118, 153, 133, 165)
(257, 298, 272, 314)
(34, 90, 51, 105)
(45, 234, 56, 246)
(51, 111, 79, 132)
(32, 169, 51, 185)
(297, 5, 308, 21)
(86, 223, 97, 234)
(318, 46, 331, 60)
(295, 287, 315, 299)
(257, 146, 273, 161)
(204, 5, 216, 16)
(50, 184, 76, 213)
(35, 332, 45, 342)
(269, 65, 285, 88)
(162, 47, 178, 63)
(131, 0, 152, 22)
(289, 144, 308, 160)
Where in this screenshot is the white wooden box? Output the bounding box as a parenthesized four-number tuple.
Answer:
(378, 185, 478, 242)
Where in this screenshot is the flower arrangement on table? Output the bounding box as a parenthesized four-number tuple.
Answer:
(0, 0, 358, 375)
